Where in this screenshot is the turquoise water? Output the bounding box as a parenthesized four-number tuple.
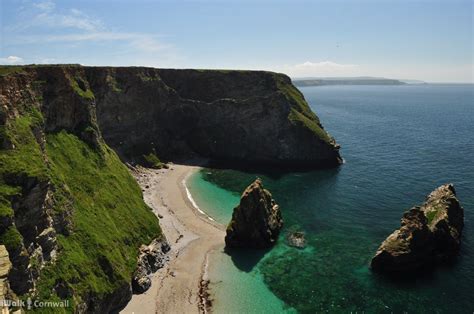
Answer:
(187, 84, 474, 313)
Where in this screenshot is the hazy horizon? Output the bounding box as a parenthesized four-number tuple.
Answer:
(1, 0, 472, 83)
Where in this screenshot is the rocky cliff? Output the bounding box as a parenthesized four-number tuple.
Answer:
(225, 179, 283, 248)
(85, 67, 341, 168)
(371, 184, 464, 273)
(0, 65, 162, 312)
(0, 64, 339, 311)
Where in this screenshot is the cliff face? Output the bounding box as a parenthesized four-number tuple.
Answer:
(85, 67, 341, 168)
(0, 66, 162, 312)
(371, 184, 464, 273)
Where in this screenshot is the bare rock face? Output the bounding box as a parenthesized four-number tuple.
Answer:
(132, 238, 170, 294)
(0, 245, 12, 298)
(371, 184, 464, 273)
(86, 67, 342, 169)
(0, 245, 17, 313)
(225, 179, 283, 248)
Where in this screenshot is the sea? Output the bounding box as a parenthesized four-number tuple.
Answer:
(186, 84, 474, 313)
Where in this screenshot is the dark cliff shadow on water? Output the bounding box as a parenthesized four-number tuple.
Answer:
(169, 156, 343, 180)
(224, 247, 272, 272)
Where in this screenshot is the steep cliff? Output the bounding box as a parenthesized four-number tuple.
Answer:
(85, 67, 341, 168)
(0, 64, 340, 311)
(0, 66, 162, 312)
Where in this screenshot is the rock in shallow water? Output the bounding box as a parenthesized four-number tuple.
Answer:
(286, 231, 306, 249)
(371, 184, 464, 273)
(225, 179, 283, 248)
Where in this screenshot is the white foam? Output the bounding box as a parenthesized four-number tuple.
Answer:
(182, 177, 216, 222)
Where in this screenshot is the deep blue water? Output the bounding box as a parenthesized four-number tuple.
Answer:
(190, 84, 474, 313)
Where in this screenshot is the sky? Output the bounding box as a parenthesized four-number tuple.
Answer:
(0, 0, 472, 82)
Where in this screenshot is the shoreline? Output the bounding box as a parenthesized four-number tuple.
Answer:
(121, 164, 225, 314)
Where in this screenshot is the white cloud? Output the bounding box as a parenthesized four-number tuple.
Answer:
(11, 1, 103, 32)
(8, 1, 169, 55)
(16, 32, 168, 53)
(274, 61, 360, 78)
(0, 56, 24, 64)
(33, 0, 55, 12)
(294, 61, 358, 69)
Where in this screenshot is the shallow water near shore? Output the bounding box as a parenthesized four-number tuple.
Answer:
(187, 84, 474, 313)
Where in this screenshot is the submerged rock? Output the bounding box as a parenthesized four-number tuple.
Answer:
(286, 231, 306, 249)
(371, 184, 464, 273)
(225, 179, 283, 248)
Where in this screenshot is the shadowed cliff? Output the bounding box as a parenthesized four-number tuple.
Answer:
(84, 66, 342, 169)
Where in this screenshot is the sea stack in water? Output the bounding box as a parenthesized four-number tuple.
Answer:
(225, 179, 283, 248)
(371, 184, 464, 273)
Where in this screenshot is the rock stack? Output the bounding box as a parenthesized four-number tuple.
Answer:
(225, 179, 283, 248)
(371, 184, 464, 273)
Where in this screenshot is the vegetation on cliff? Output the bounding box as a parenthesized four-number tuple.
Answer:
(37, 131, 161, 308)
(0, 70, 161, 311)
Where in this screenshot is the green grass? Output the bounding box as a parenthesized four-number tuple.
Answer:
(36, 131, 161, 307)
(0, 66, 25, 76)
(288, 108, 331, 144)
(0, 110, 48, 228)
(272, 74, 333, 144)
(0, 104, 162, 310)
(70, 77, 94, 100)
(426, 211, 437, 224)
(425, 205, 443, 225)
(107, 75, 123, 93)
(143, 152, 167, 169)
(0, 226, 23, 252)
(0, 112, 47, 178)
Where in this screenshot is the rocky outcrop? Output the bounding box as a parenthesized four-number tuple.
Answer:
(225, 179, 283, 248)
(0, 245, 17, 313)
(132, 238, 170, 294)
(0, 246, 12, 297)
(371, 184, 464, 273)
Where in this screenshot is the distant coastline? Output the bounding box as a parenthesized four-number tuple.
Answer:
(293, 76, 419, 87)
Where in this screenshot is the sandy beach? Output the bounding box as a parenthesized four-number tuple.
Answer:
(121, 164, 225, 314)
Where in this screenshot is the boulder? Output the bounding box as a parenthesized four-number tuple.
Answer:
(371, 184, 464, 273)
(132, 238, 170, 294)
(225, 179, 283, 248)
